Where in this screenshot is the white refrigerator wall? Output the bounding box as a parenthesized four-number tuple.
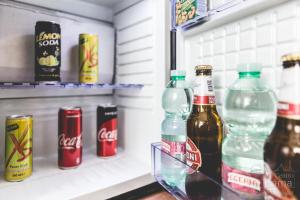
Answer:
(114, 0, 167, 164)
(0, 1, 115, 164)
(179, 0, 300, 112)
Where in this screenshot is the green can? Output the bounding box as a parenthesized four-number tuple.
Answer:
(5, 115, 33, 182)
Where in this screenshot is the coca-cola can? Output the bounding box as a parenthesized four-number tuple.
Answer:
(97, 105, 117, 157)
(58, 107, 82, 169)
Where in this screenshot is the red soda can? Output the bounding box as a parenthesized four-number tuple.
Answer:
(58, 107, 82, 169)
(97, 105, 117, 157)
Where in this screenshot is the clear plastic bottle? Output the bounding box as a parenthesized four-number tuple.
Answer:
(161, 70, 193, 187)
(221, 64, 277, 199)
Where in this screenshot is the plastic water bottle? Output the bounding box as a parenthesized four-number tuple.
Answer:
(221, 64, 277, 199)
(161, 70, 193, 187)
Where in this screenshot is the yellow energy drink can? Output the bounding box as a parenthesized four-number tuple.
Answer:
(5, 115, 33, 182)
(79, 34, 99, 83)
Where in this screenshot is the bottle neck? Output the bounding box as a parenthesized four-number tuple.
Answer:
(171, 76, 185, 81)
(191, 104, 217, 114)
(193, 75, 216, 106)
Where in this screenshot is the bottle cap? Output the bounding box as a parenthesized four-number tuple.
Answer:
(195, 65, 212, 71)
(171, 70, 186, 80)
(238, 63, 262, 78)
(238, 63, 262, 72)
(171, 70, 186, 77)
(282, 53, 300, 62)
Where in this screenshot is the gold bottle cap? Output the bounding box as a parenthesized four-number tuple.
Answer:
(195, 65, 212, 71)
(282, 53, 300, 62)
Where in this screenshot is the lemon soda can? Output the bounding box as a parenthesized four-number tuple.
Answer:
(5, 115, 33, 182)
(79, 34, 99, 83)
(35, 21, 61, 82)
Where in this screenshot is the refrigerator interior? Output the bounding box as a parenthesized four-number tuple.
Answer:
(0, 0, 167, 199)
(0, 0, 299, 199)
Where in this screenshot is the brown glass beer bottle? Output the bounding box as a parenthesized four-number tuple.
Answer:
(186, 65, 223, 180)
(264, 54, 300, 199)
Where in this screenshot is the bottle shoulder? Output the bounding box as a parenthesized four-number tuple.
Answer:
(228, 78, 273, 92)
(188, 110, 223, 125)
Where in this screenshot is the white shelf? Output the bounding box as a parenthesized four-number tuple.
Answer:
(0, 149, 151, 200)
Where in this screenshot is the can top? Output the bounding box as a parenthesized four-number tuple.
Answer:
(97, 104, 117, 108)
(36, 21, 60, 27)
(60, 107, 81, 111)
(79, 33, 98, 37)
(6, 115, 32, 120)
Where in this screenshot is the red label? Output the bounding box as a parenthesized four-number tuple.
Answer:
(97, 118, 117, 157)
(186, 137, 202, 171)
(264, 163, 295, 200)
(193, 95, 215, 105)
(162, 139, 185, 161)
(278, 101, 300, 119)
(222, 163, 263, 195)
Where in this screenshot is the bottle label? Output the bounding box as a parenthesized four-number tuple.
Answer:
(193, 76, 215, 105)
(278, 101, 300, 119)
(278, 66, 300, 119)
(162, 139, 186, 161)
(264, 163, 295, 200)
(186, 137, 202, 170)
(222, 163, 263, 195)
(193, 96, 216, 105)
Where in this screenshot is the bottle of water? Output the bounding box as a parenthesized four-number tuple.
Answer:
(221, 64, 277, 199)
(161, 70, 193, 187)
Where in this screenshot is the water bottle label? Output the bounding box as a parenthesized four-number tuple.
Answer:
(186, 137, 202, 171)
(162, 139, 186, 161)
(222, 163, 263, 195)
(278, 101, 300, 119)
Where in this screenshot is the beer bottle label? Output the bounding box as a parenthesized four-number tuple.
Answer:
(278, 101, 300, 119)
(278, 66, 300, 119)
(264, 163, 296, 199)
(186, 137, 202, 170)
(193, 76, 215, 105)
(162, 138, 186, 162)
(222, 163, 263, 195)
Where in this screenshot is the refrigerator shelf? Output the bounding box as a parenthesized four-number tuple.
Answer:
(0, 82, 144, 90)
(151, 143, 243, 200)
(0, 148, 152, 200)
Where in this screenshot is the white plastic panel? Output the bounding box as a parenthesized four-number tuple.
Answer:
(114, 0, 167, 164)
(181, 0, 300, 110)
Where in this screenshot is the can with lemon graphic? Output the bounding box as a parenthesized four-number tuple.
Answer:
(35, 21, 61, 82)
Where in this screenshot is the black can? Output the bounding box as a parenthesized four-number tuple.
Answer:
(35, 21, 61, 82)
(97, 105, 118, 157)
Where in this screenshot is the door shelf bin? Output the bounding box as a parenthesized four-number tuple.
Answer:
(151, 143, 242, 200)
